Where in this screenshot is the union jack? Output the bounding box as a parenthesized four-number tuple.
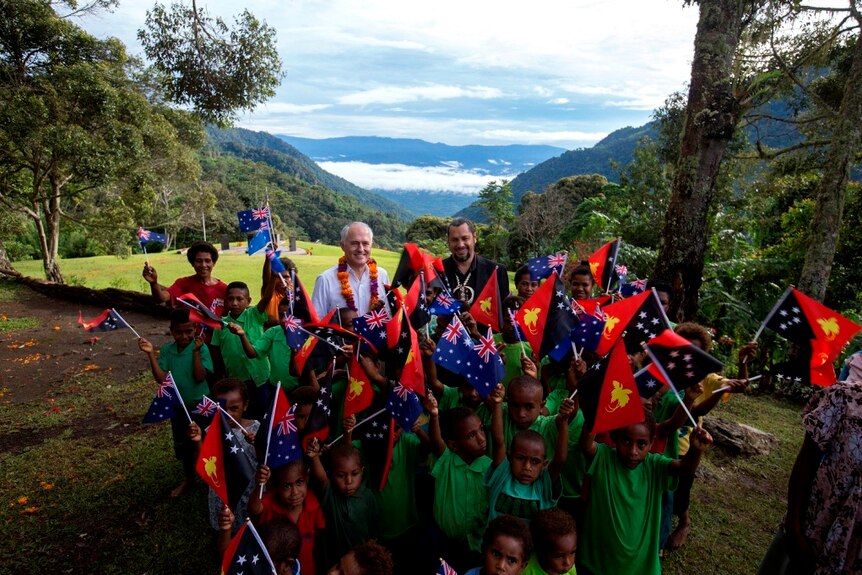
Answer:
(438, 559, 458, 575)
(435, 292, 454, 308)
(258, 220, 269, 230)
(548, 253, 567, 268)
(251, 207, 270, 220)
(193, 396, 218, 417)
(283, 314, 302, 332)
(442, 320, 463, 343)
(393, 383, 410, 400)
(473, 331, 497, 362)
(364, 308, 390, 329)
(155, 379, 173, 398)
(137, 227, 150, 240)
(276, 405, 297, 436)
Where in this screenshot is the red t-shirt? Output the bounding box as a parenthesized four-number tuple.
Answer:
(167, 276, 227, 317)
(258, 489, 326, 574)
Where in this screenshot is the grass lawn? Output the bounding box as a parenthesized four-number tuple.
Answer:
(13, 241, 403, 294)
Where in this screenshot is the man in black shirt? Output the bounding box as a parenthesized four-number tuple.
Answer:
(442, 217, 509, 307)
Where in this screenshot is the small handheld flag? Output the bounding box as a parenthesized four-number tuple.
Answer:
(237, 207, 270, 233)
(526, 253, 567, 281)
(176, 293, 225, 330)
(248, 226, 272, 256)
(78, 309, 125, 333)
(142, 373, 182, 423)
(221, 519, 278, 575)
(196, 410, 255, 511)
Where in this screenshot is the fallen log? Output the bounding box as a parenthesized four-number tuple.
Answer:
(0, 269, 171, 318)
(701, 415, 776, 457)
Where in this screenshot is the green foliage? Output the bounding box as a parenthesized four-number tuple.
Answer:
(138, 1, 283, 126)
(475, 180, 513, 262)
(405, 215, 450, 255)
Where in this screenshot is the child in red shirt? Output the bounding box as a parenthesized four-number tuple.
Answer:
(250, 459, 326, 575)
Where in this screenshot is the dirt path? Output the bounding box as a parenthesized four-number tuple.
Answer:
(1, 284, 166, 404)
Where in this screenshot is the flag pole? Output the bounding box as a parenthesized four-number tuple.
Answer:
(605, 237, 621, 295)
(244, 519, 279, 575)
(507, 308, 527, 359)
(325, 407, 388, 448)
(167, 372, 193, 424)
(642, 345, 698, 429)
(712, 374, 761, 395)
(142, 242, 150, 267)
(111, 308, 141, 339)
(290, 269, 296, 315)
(571, 341, 581, 361)
(260, 380, 282, 497)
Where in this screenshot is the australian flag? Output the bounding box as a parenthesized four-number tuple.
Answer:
(429, 291, 463, 316)
(257, 387, 301, 470)
(248, 226, 271, 256)
(136, 227, 166, 250)
(192, 395, 219, 420)
(432, 316, 475, 375)
(570, 313, 606, 354)
(465, 327, 505, 398)
(143, 373, 182, 423)
(618, 278, 648, 297)
(282, 314, 307, 351)
(526, 253, 567, 281)
(353, 308, 390, 352)
(237, 207, 270, 233)
(386, 383, 424, 431)
(266, 248, 286, 274)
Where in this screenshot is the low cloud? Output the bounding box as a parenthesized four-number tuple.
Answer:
(338, 85, 503, 106)
(318, 161, 498, 194)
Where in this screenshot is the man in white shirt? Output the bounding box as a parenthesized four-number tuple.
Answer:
(312, 222, 390, 317)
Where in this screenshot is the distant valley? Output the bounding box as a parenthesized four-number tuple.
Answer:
(276, 135, 568, 217)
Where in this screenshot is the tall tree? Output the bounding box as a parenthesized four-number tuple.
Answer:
(0, 0, 200, 282)
(138, 0, 283, 125)
(795, 4, 862, 300)
(654, 0, 765, 321)
(476, 179, 514, 261)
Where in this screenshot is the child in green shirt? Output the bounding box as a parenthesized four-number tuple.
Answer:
(486, 384, 573, 525)
(577, 413, 713, 575)
(210, 280, 274, 419)
(427, 396, 492, 572)
(523, 508, 578, 575)
(137, 308, 213, 497)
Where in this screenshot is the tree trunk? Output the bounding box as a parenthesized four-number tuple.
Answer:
(653, 0, 757, 321)
(0, 240, 13, 270)
(797, 31, 862, 301)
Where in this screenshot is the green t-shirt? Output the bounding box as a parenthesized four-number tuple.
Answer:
(579, 443, 677, 575)
(430, 448, 491, 551)
(560, 409, 587, 500)
(522, 553, 577, 575)
(438, 384, 463, 411)
(211, 307, 270, 386)
(157, 341, 213, 403)
(485, 459, 561, 526)
(254, 325, 299, 391)
(375, 432, 421, 539)
(652, 389, 682, 459)
(493, 333, 532, 388)
(321, 481, 379, 567)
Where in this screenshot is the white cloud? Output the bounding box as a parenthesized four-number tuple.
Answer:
(255, 102, 332, 114)
(317, 161, 496, 194)
(479, 129, 608, 145)
(549, 97, 570, 105)
(338, 85, 503, 106)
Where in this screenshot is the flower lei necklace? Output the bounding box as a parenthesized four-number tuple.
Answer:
(337, 256, 379, 312)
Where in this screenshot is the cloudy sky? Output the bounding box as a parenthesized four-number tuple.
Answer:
(78, 0, 700, 150)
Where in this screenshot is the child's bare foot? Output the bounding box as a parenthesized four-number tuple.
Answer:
(170, 478, 194, 498)
(667, 515, 692, 549)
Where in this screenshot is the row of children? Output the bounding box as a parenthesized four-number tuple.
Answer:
(136, 251, 754, 575)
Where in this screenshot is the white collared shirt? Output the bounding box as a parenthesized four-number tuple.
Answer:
(312, 263, 390, 317)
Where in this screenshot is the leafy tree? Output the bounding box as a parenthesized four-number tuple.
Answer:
(475, 180, 514, 262)
(138, 0, 283, 125)
(0, 0, 202, 281)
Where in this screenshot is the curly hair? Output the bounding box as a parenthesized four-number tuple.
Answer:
(674, 321, 712, 352)
(531, 508, 577, 560)
(351, 540, 394, 575)
(481, 515, 533, 561)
